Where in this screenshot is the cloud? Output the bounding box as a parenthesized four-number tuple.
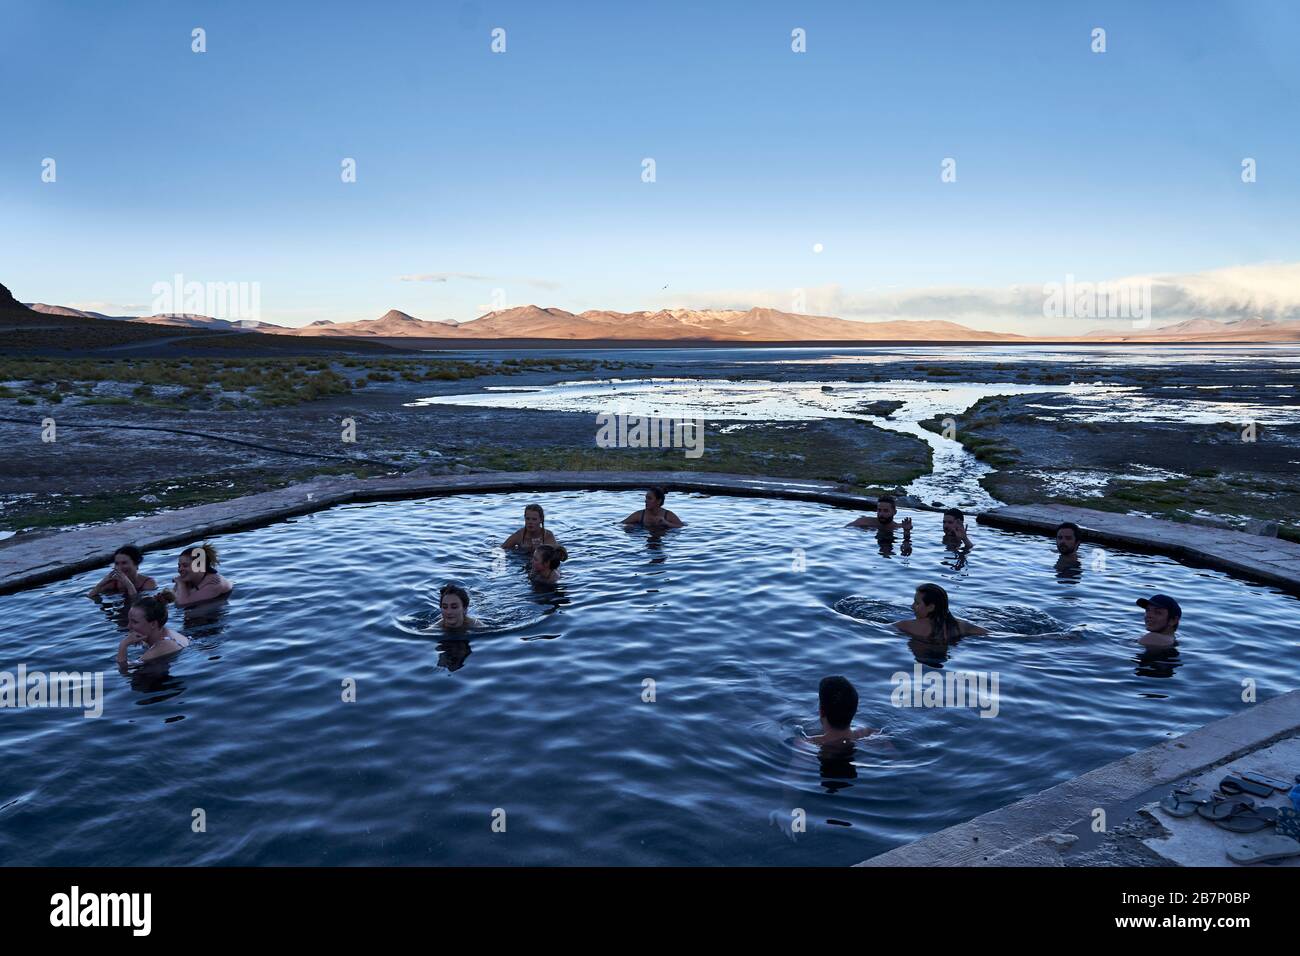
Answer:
(666, 262, 1300, 328)
(399, 272, 561, 290)
(68, 301, 150, 314)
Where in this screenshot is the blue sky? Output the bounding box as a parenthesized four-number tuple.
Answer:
(2, 0, 1298, 332)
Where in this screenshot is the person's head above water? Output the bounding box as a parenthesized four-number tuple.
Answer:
(942, 508, 965, 535)
(531, 544, 568, 574)
(523, 503, 545, 532)
(1055, 522, 1081, 555)
(439, 583, 470, 628)
(645, 486, 667, 511)
(818, 675, 859, 731)
(876, 496, 897, 523)
(113, 544, 145, 576)
(128, 596, 168, 638)
(177, 543, 219, 581)
(912, 582, 961, 640)
(1137, 594, 1181, 635)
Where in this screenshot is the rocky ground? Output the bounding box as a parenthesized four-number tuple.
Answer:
(1, 345, 1296, 541)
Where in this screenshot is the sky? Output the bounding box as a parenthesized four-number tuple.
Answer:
(2, 0, 1299, 333)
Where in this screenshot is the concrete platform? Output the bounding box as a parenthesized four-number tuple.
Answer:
(858, 689, 1300, 867)
(980, 503, 1300, 593)
(1142, 736, 1300, 867)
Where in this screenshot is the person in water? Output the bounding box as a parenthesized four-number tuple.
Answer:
(893, 583, 987, 640)
(1136, 593, 1181, 648)
(804, 676, 878, 746)
(116, 596, 190, 666)
(501, 503, 557, 552)
(623, 486, 683, 530)
(438, 583, 477, 630)
(847, 495, 913, 537)
(1055, 521, 1082, 568)
(158, 543, 233, 608)
(942, 508, 974, 551)
(87, 545, 156, 602)
(529, 544, 568, 584)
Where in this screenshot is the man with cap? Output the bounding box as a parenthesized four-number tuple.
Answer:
(1137, 594, 1182, 648)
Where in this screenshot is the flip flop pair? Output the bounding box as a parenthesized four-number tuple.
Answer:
(1198, 797, 1278, 833)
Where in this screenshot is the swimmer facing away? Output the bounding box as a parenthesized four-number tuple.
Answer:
(804, 676, 878, 746)
(87, 544, 156, 602)
(438, 583, 478, 631)
(157, 543, 233, 608)
(501, 503, 557, 552)
(623, 486, 684, 530)
(529, 544, 568, 584)
(893, 583, 987, 640)
(116, 596, 190, 666)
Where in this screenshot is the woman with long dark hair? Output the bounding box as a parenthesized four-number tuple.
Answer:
(893, 583, 987, 640)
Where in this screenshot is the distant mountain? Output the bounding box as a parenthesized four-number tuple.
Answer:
(1082, 316, 1300, 342)
(276, 309, 461, 337)
(27, 303, 126, 320)
(339, 305, 1030, 341)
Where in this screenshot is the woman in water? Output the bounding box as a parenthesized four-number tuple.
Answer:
(87, 545, 156, 602)
(893, 583, 987, 640)
(622, 486, 684, 530)
(158, 543, 233, 608)
(438, 583, 477, 631)
(529, 544, 568, 584)
(115, 596, 190, 666)
(501, 503, 557, 552)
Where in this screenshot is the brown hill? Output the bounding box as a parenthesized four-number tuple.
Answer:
(369, 305, 1029, 341)
(277, 309, 459, 337)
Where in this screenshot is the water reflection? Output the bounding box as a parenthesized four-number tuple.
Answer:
(436, 638, 472, 673)
(1134, 644, 1182, 679)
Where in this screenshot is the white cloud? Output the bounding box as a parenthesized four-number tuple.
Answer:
(664, 262, 1300, 328)
(399, 272, 561, 290)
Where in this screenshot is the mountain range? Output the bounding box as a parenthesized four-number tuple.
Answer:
(18, 297, 1300, 343)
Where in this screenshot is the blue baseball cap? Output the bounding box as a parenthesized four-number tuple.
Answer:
(1137, 594, 1182, 618)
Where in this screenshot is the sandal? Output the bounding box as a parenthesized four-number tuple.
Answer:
(1227, 834, 1300, 865)
(1159, 787, 1214, 817)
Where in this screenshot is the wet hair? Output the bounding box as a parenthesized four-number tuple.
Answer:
(1055, 522, 1081, 539)
(524, 503, 545, 525)
(132, 595, 168, 627)
(647, 486, 666, 505)
(439, 583, 470, 610)
(944, 508, 964, 523)
(113, 544, 144, 567)
(877, 496, 897, 509)
(180, 542, 219, 574)
(819, 676, 859, 731)
(533, 544, 568, 571)
(916, 583, 961, 641)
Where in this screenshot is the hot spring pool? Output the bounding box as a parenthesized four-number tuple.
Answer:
(1, 490, 1297, 866)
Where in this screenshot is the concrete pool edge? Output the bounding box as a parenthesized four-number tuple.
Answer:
(4, 471, 1300, 595)
(979, 503, 1300, 594)
(0, 470, 880, 594)
(857, 689, 1300, 867)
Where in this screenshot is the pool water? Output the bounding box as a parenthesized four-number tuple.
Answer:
(1, 491, 1296, 866)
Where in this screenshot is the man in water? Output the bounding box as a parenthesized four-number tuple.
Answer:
(804, 676, 877, 746)
(942, 508, 974, 551)
(847, 496, 913, 538)
(1054, 521, 1082, 570)
(1136, 594, 1181, 648)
